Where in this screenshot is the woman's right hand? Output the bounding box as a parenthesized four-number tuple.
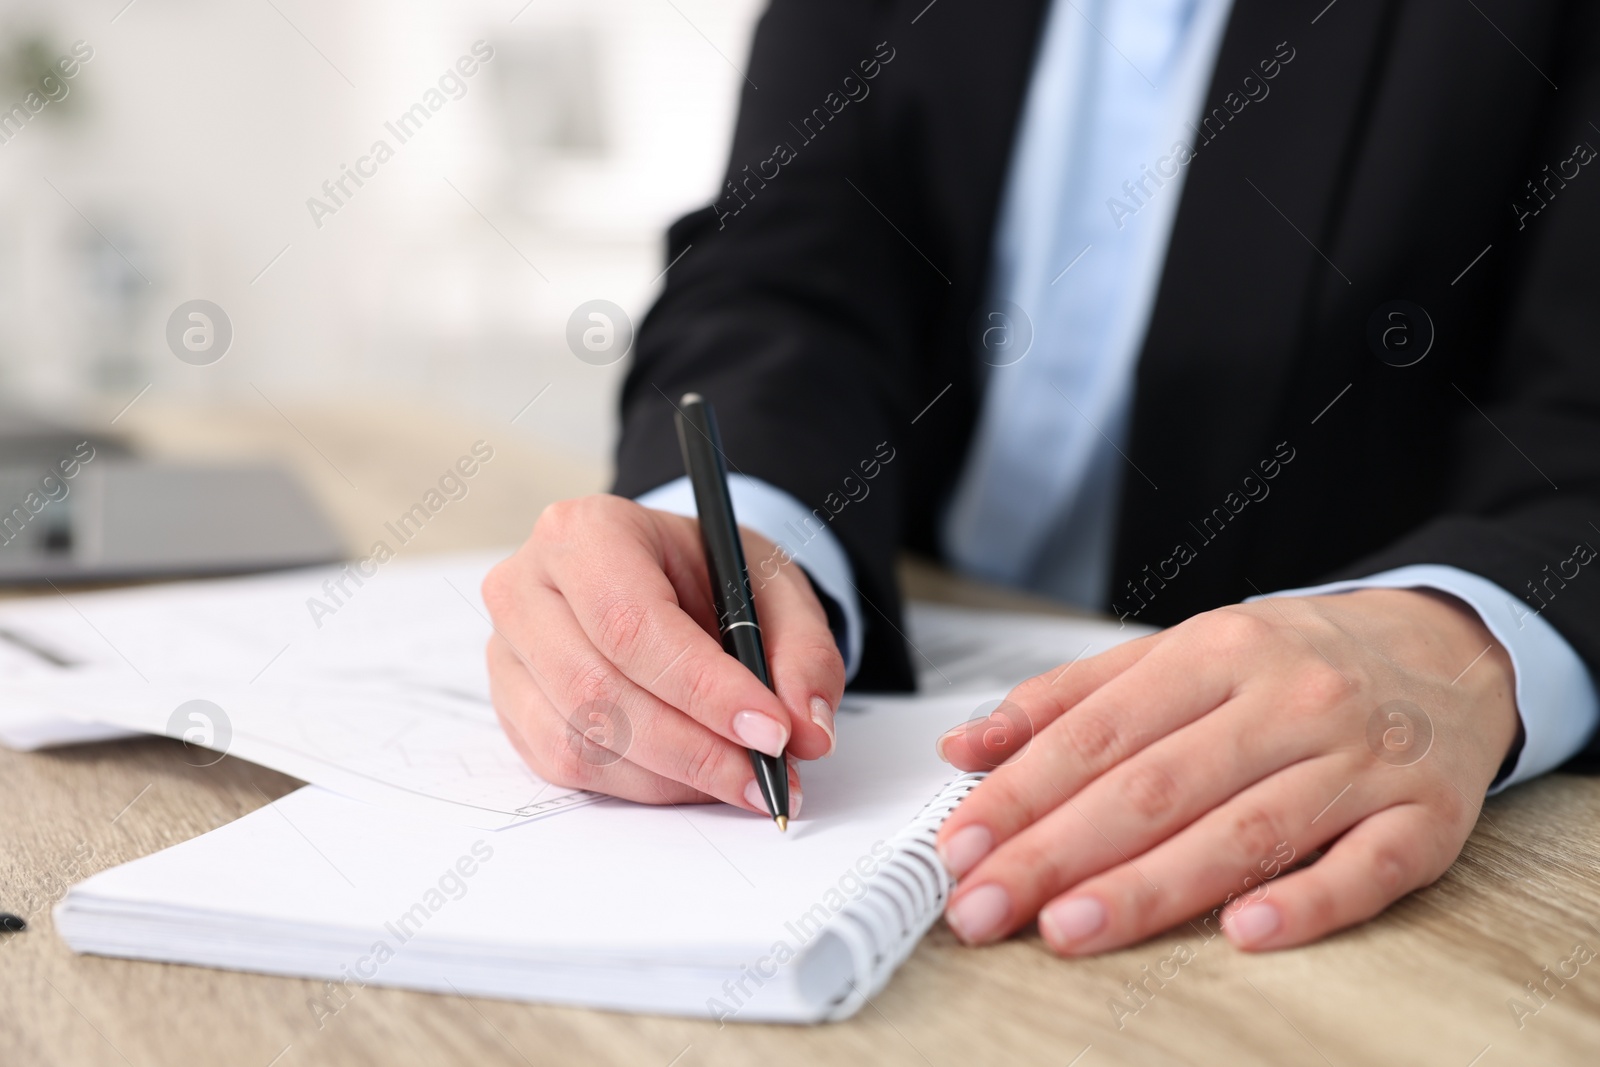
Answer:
(482, 494, 844, 815)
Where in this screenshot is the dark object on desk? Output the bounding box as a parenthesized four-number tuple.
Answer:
(673, 393, 790, 832)
(0, 411, 344, 584)
(0, 913, 25, 932)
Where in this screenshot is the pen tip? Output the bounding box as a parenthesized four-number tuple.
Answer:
(775, 816, 788, 833)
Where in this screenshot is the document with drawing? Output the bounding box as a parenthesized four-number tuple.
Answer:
(0, 552, 597, 827)
(0, 551, 1150, 828)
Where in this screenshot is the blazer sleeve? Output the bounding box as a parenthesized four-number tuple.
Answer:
(1327, 9, 1600, 762)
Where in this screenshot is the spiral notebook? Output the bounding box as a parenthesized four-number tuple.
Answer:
(56, 693, 997, 1023)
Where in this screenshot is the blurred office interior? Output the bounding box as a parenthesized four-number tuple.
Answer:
(0, 0, 760, 483)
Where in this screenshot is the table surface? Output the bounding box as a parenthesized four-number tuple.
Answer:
(4, 402, 1599, 1067)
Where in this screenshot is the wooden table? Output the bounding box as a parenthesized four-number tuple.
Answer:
(4, 402, 1599, 1066)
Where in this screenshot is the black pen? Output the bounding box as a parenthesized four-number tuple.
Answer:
(674, 393, 791, 832)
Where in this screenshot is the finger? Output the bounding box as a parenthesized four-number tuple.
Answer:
(746, 541, 846, 760)
(487, 635, 719, 806)
(936, 626, 1235, 879)
(1028, 754, 1371, 954)
(667, 517, 838, 760)
(1219, 803, 1448, 951)
(491, 633, 809, 817)
(946, 690, 1338, 923)
(488, 607, 765, 812)
(781, 755, 805, 821)
(538, 505, 805, 759)
(935, 631, 1161, 771)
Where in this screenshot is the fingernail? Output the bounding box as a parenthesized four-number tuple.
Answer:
(744, 777, 801, 817)
(1040, 897, 1106, 949)
(946, 883, 1011, 944)
(787, 756, 803, 817)
(1225, 902, 1280, 947)
(937, 825, 993, 879)
(732, 710, 788, 757)
(934, 724, 965, 763)
(809, 696, 836, 757)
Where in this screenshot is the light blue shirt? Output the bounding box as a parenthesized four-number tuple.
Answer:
(641, 0, 1598, 791)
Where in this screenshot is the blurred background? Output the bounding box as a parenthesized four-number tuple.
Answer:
(0, 0, 763, 549)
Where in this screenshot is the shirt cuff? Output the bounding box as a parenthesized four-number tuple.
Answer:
(1256, 564, 1600, 794)
(633, 475, 864, 680)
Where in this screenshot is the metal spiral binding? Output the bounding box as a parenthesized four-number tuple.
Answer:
(819, 772, 986, 1021)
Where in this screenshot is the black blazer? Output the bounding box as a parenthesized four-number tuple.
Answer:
(613, 0, 1600, 752)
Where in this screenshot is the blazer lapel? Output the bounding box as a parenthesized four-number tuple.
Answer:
(1109, 0, 1403, 617)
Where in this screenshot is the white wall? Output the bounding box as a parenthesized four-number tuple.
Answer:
(0, 0, 764, 468)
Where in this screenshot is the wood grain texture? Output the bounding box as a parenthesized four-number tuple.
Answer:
(3, 403, 1598, 1066)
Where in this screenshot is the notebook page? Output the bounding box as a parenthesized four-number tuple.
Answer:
(60, 692, 996, 1018)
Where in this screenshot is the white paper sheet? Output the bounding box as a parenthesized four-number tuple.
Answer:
(19, 676, 598, 829)
(0, 552, 596, 827)
(907, 601, 1155, 692)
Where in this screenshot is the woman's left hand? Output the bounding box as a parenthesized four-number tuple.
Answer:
(933, 589, 1519, 953)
